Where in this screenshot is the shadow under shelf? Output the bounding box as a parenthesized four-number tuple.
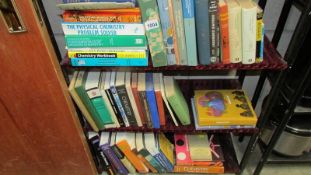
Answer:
(61, 36, 287, 71)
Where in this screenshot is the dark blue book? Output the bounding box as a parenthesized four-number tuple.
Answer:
(145, 73, 160, 129)
(195, 0, 211, 65)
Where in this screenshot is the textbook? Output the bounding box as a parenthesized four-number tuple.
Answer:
(145, 73, 160, 128)
(70, 57, 148, 66)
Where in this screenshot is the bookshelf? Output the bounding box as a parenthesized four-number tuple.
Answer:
(49, 1, 290, 175)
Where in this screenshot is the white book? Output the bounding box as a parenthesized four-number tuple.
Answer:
(110, 132, 117, 146)
(110, 72, 130, 127)
(143, 133, 160, 156)
(227, 0, 242, 63)
(135, 133, 145, 152)
(99, 132, 111, 146)
(159, 74, 179, 126)
(62, 22, 145, 36)
(100, 72, 120, 128)
(85, 71, 101, 99)
(125, 72, 143, 126)
(238, 0, 257, 64)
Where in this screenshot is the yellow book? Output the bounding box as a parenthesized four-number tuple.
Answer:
(158, 133, 174, 166)
(68, 71, 99, 132)
(194, 89, 257, 126)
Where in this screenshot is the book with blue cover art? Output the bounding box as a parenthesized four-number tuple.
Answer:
(182, 0, 198, 66)
(145, 73, 160, 128)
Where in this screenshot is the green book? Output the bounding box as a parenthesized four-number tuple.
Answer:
(85, 71, 114, 125)
(74, 71, 105, 129)
(65, 35, 147, 48)
(163, 76, 190, 125)
(137, 0, 167, 67)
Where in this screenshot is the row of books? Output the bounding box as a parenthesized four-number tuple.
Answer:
(69, 71, 190, 131)
(58, 0, 264, 67)
(89, 131, 224, 174)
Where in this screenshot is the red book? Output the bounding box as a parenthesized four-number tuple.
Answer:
(131, 73, 147, 126)
(153, 73, 166, 126)
(219, 0, 230, 64)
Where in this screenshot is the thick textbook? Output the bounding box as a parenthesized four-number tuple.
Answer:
(137, 0, 168, 67)
(195, 0, 211, 65)
(182, 0, 198, 66)
(62, 22, 145, 36)
(146, 73, 160, 128)
(68, 49, 147, 59)
(74, 71, 105, 129)
(85, 71, 115, 126)
(65, 35, 147, 48)
(62, 8, 141, 22)
(138, 73, 152, 128)
(69, 71, 99, 131)
(163, 76, 190, 125)
(209, 0, 220, 63)
(70, 57, 148, 66)
(194, 89, 258, 126)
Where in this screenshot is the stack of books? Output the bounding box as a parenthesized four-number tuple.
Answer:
(57, 0, 264, 67)
(88, 131, 224, 174)
(69, 71, 191, 131)
(192, 89, 258, 130)
(174, 133, 224, 173)
(59, 0, 149, 66)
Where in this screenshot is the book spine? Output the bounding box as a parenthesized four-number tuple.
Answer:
(137, 0, 168, 67)
(62, 23, 145, 36)
(65, 35, 147, 48)
(100, 143, 129, 175)
(63, 0, 136, 3)
(68, 50, 147, 59)
(260, 24, 264, 60)
(241, 7, 257, 64)
(139, 149, 166, 173)
(116, 85, 138, 127)
(167, 0, 180, 65)
(155, 91, 165, 126)
(256, 10, 264, 63)
(136, 154, 158, 173)
(110, 86, 130, 127)
(219, 2, 230, 64)
(195, 0, 211, 65)
(172, 0, 188, 65)
(159, 151, 174, 172)
(111, 145, 136, 173)
(131, 84, 147, 126)
(209, 0, 219, 63)
(157, 0, 177, 65)
(228, 4, 242, 63)
(138, 91, 152, 128)
(168, 95, 191, 125)
(106, 89, 125, 127)
(70, 58, 148, 67)
(181, 0, 198, 66)
(117, 140, 149, 173)
(63, 11, 141, 23)
(146, 73, 160, 128)
(174, 165, 224, 173)
(154, 153, 170, 172)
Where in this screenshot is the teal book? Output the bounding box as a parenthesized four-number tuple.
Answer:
(157, 0, 176, 65)
(182, 0, 198, 66)
(85, 71, 114, 125)
(74, 71, 106, 129)
(70, 57, 148, 66)
(172, 0, 188, 65)
(65, 35, 147, 48)
(137, 0, 168, 67)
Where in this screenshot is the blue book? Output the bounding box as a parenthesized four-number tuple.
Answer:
(145, 73, 160, 128)
(63, 0, 135, 3)
(70, 58, 148, 66)
(157, 0, 176, 65)
(195, 0, 211, 65)
(182, 0, 198, 66)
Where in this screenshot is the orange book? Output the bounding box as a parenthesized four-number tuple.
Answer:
(136, 154, 158, 173)
(219, 0, 230, 64)
(174, 165, 224, 174)
(131, 73, 146, 126)
(117, 140, 149, 173)
(167, 0, 180, 65)
(63, 8, 141, 22)
(153, 73, 166, 126)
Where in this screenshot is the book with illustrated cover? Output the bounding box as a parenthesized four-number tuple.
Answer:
(194, 89, 258, 126)
(62, 8, 141, 22)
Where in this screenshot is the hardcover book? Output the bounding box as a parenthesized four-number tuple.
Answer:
(137, 73, 152, 128)
(74, 71, 105, 129)
(208, 0, 220, 63)
(62, 8, 141, 22)
(256, 4, 264, 63)
(145, 73, 160, 128)
(70, 57, 148, 67)
(158, 133, 175, 171)
(181, 0, 198, 66)
(157, 0, 177, 65)
(195, 0, 211, 65)
(153, 73, 166, 126)
(219, 0, 230, 64)
(131, 72, 147, 125)
(194, 89, 258, 126)
(227, 0, 242, 63)
(137, 0, 168, 67)
(187, 134, 212, 161)
(163, 76, 190, 125)
(69, 71, 99, 131)
(85, 71, 115, 126)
